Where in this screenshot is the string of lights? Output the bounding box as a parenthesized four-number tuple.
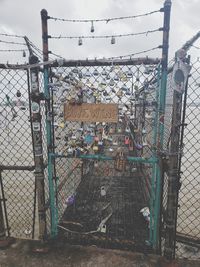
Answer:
(48, 9, 162, 23)
(50, 28, 162, 39)
(0, 33, 24, 38)
(0, 39, 26, 45)
(50, 28, 162, 45)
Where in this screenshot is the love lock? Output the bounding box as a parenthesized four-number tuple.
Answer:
(109, 126, 115, 134)
(94, 136, 99, 142)
(59, 122, 65, 129)
(125, 126, 130, 133)
(71, 135, 77, 140)
(94, 160, 98, 168)
(100, 186, 106, 196)
(67, 147, 73, 155)
(100, 224, 106, 233)
(93, 145, 99, 152)
(117, 126, 122, 133)
(124, 136, 129, 145)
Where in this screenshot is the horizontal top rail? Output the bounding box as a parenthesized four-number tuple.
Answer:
(0, 57, 161, 70)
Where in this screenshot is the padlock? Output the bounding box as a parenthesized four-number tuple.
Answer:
(59, 122, 65, 129)
(109, 126, 115, 134)
(113, 140, 118, 146)
(124, 136, 129, 145)
(94, 136, 99, 142)
(98, 140, 103, 146)
(117, 126, 122, 133)
(71, 135, 77, 140)
(125, 126, 130, 133)
(107, 135, 113, 142)
(93, 145, 99, 152)
(100, 224, 106, 233)
(114, 151, 126, 172)
(100, 186, 106, 196)
(67, 147, 73, 155)
(94, 160, 98, 168)
(129, 140, 134, 151)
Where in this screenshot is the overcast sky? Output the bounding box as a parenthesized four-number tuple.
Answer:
(0, 0, 199, 64)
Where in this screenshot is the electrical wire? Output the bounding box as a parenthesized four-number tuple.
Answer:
(50, 28, 162, 40)
(48, 9, 162, 23)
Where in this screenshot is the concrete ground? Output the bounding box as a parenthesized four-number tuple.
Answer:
(0, 239, 200, 267)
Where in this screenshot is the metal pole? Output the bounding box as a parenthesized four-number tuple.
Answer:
(29, 55, 47, 240)
(164, 56, 191, 260)
(41, 9, 57, 237)
(154, 0, 172, 252)
(0, 171, 6, 239)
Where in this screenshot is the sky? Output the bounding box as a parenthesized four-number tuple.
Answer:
(0, 0, 199, 64)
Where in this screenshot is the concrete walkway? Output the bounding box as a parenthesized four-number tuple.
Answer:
(0, 239, 200, 267)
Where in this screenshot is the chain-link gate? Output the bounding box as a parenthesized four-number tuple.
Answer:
(44, 60, 164, 252)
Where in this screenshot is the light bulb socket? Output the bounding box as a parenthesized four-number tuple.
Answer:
(111, 36, 115, 44)
(91, 21, 94, 33)
(78, 37, 83, 46)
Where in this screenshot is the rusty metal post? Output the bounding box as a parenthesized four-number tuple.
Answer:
(29, 55, 47, 240)
(41, 9, 57, 236)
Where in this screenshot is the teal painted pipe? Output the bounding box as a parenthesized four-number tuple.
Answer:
(51, 153, 158, 164)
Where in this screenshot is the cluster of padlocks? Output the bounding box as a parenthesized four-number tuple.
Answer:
(48, 64, 156, 159)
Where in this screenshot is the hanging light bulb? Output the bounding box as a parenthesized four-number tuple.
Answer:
(78, 37, 83, 46)
(91, 21, 94, 33)
(23, 50, 26, 57)
(111, 36, 115, 45)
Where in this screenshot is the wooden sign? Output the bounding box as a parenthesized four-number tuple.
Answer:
(64, 103, 118, 123)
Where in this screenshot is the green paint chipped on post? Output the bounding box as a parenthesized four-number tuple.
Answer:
(41, 8, 57, 237)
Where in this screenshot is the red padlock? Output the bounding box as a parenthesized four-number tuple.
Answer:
(124, 136, 129, 145)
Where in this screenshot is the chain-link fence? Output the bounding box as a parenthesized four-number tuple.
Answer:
(0, 66, 37, 239)
(175, 57, 200, 258)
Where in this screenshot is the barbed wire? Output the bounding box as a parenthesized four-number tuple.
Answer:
(50, 28, 162, 40)
(48, 9, 162, 23)
(0, 49, 28, 52)
(0, 40, 26, 46)
(105, 45, 162, 60)
(0, 33, 24, 38)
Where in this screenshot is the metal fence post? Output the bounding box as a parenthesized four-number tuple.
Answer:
(0, 173, 5, 239)
(164, 52, 191, 259)
(154, 0, 172, 251)
(29, 55, 47, 240)
(41, 9, 57, 237)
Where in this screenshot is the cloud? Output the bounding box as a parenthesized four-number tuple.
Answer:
(0, 0, 199, 64)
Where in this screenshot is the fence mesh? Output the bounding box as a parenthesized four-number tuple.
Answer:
(175, 57, 200, 258)
(0, 67, 37, 239)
